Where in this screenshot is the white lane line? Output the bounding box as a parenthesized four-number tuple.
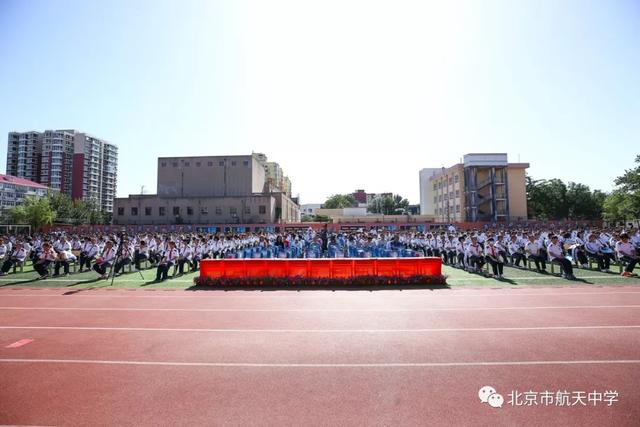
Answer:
(1, 291, 640, 298)
(0, 325, 639, 333)
(0, 305, 639, 312)
(1, 358, 639, 368)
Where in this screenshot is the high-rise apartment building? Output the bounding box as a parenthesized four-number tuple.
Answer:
(7, 131, 41, 183)
(6, 130, 118, 212)
(253, 153, 292, 197)
(419, 153, 529, 222)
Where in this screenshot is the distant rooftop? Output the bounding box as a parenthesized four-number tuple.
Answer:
(0, 174, 49, 189)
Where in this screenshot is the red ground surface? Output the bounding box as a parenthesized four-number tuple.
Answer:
(0, 285, 639, 426)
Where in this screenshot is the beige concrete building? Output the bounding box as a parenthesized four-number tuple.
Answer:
(114, 153, 299, 225)
(419, 153, 529, 222)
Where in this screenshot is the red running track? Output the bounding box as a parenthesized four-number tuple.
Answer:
(0, 285, 639, 426)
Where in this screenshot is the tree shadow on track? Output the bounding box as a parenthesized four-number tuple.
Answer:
(66, 278, 104, 287)
(0, 278, 42, 287)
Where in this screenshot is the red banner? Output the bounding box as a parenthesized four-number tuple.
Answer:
(200, 258, 442, 279)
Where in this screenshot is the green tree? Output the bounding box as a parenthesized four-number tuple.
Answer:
(526, 178, 568, 219)
(603, 155, 640, 221)
(47, 191, 74, 221)
(565, 182, 605, 220)
(368, 194, 410, 215)
(7, 196, 56, 231)
(323, 194, 357, 209)
(527, 176, 605, 220)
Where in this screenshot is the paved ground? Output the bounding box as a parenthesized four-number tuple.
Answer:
(0, 285, 638, 426)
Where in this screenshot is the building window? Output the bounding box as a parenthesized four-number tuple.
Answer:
(184, 162, 190, 167)
(196, 162, 201, 167)
(244, 206, 251, 214)
(433, 196, 437, 203)
(117, 207, 124, 216)
(187, 207, 194, 215)
(231, 161, 237, 166)
(161, 162, 167, 167)
(456, 205, 460, 213)
(145, 207, 152, 216)
(172, 162, 178, 167)
(433, 183, 437, 190)
(215, 206, 222, 215)
(201, 207, 209, 215)
(259, 205, 266, 214)
(131, 207, 138, 216)
(230, 207, 237, 215)
(173, 206, 180, 216)
(455, 190, 460, 198)
(159, 207, 166, 216)
(243, 160, 249, 166)
(208, 161, 213, 167)
(449, 177, 453, 185)
(219, 161, 224, 166)
(454, 174, 459, 183)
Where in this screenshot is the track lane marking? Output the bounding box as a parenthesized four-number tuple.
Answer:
(1, 290, 640, 298)
(1, 358, 639, 368)
(0, 325, 639, 333)
(1, 305, 639, 312)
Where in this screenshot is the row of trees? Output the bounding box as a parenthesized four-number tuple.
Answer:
(526, 178, 606, 220)
(602, 155, 640, 221)
(526, 155, 640, 221)
(323, 193, 411, 215)
(4, 192, 112, 230)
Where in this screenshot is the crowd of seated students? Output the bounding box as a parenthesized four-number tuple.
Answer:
(0, 225, 636, 282)
(433, 227, 639, 280)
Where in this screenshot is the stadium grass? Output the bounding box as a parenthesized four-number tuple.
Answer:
(0, 262, 639, 289)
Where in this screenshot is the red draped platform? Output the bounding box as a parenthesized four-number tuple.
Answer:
(199, 258, 442, 280)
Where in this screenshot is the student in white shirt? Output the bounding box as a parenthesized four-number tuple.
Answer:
(113, 242, 134, 276)
(508, 234, 526, 267)
(155, 241, 179, 282)
(485, 238, 504, 279)
(54, 244, 77, 276)
(0, 243, 27, 275)
(455, 236, 466, 268)
(585, 234, 611, 272)
(134, 240, 150, 270)
(465, 236, 485, 272)
(93, 241, 117, 279)
(615, 233, 638, 277)
(79, 237, 99, 272)
(34, 242, 57, 279)
(525, 235, 546, 272)
(443, 236, 456, 265)
(177, 239, 193, 275)
(547, 235, 576, 280)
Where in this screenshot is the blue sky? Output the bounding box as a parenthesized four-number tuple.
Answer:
(1, 0, 639, 204)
